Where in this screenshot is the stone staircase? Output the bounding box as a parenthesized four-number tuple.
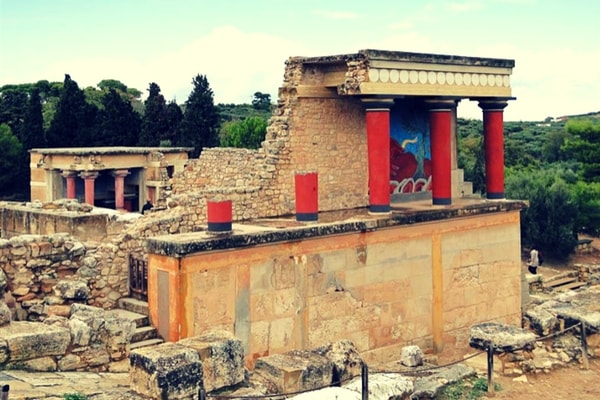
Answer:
(543, 274, 587, 292)
(106, 298, 164, 350)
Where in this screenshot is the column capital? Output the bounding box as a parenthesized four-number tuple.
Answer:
(425, 99, 457, 111)
(111, 169, 130, 178)
(361, 98, 395, 110)
(79, 171, 99, 180)
(61, 170, 77, 178)
(478, 100, 509, 111)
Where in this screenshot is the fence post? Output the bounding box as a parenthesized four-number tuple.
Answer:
(361, 363, 369, 400)
(580, 322, 589, 370)
(487, 342, 495, 396)
(198, 386, 206, 400)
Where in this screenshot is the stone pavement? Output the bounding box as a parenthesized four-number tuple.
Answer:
(0, 361, 146, 400)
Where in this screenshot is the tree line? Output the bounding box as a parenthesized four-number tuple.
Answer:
(1, 76, 598, 258)
(0, 75, 272, 200)
(458, 115, 600, 258)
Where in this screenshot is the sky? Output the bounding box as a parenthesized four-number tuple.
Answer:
(1, 0, 599, 121)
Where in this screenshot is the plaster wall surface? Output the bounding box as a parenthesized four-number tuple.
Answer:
(148, 210, 522, 366)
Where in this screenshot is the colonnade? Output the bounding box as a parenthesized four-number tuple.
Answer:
(365, 99, 509, 212)
(61, 169, 130, 209)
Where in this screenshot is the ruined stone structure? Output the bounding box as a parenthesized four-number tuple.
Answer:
(29, 147, 191, 212)
(145, 49, 523, 366)
(2, 49, 524, 371)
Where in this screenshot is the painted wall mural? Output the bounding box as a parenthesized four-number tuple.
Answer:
(389, 99, 432, 195)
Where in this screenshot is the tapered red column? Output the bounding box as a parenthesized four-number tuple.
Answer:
(61, 170, 77, 199)
(112, 169, 130, 210)
(365, 101, 393, 213)
(428, 101, 455, 205)
(79, 171, 99, 206)
(479, 101, 508, 200)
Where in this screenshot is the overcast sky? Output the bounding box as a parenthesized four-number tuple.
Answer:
(1, 0, 599, 121)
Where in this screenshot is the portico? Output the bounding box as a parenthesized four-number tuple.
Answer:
(29, 147, 192, 212)
(290, 49, 515, 211)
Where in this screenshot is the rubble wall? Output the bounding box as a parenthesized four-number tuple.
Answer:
(150, 211, 522, 367)
(169, 58, 369, 220)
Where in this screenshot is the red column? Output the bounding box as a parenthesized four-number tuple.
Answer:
(428, 101, 454, 205)
(295, 171, 318, 222)
(79, 171, 99, 206)
(112, 169, 130, 210)
(365, 102, 393, 213)
(207, 199, 233, 234)
(479, 101, 508, 200)
(61, 170, 77, 199)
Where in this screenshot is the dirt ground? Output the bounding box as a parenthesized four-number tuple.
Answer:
(489, 235, 600, 399)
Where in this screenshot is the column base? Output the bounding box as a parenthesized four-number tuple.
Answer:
(368, 204, 391, 214)
(296, 212, 318, 222)
(207, 222, 233, 233)
(432, 197, 452, 206)
(486, 192, 505, 200)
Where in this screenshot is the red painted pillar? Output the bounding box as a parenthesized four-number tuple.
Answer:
(112, 169, 130, 210)
(79, 171, 99, 206)
(428, 101, 454, 205)
(61, 170, 77, 199)
(479, 101, 508, 200)
(295, 171, 318, 221)
(365, 102, 392, 213)
(207, 199, 233, 234)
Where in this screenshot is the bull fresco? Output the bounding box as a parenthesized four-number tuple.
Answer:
(389, 100, 432, 195)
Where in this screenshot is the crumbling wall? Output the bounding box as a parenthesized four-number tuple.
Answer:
(0, 303, 135, 372)
(168, 57, 369, 222)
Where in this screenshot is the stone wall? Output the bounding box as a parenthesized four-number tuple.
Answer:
(168, 57, 369, 222)
(148, 210, 523, 366)
(0, 303, 135, 372)
(0, 233, 123, 319)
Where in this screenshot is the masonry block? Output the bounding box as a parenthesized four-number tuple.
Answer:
(178, 330, 245, 393)
(129, 342, 202, 399)
(254, 349, 333, 393)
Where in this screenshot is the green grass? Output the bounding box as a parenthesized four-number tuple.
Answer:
(438, 376, 502, 400)
(63, 394, 88, 400)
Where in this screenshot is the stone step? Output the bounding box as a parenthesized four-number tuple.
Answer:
(554, 281, 587, 292)
(543, 276, 577, 288)
(117, 297, 149, 316)
(105, 308, 149, 328)
(132, 326, 159, 343)
(130, 338, 164, 351)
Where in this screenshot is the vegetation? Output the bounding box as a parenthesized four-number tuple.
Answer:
(439, 376, 501, 400)
(178, 74, 220, 158)
(1, 73, 598, 258)
(63, 394, 88, 400)
(458, 115, 600, 259)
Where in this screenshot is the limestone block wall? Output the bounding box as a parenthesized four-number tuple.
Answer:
(149, 211, 522, 366)
(0, 233, 130, 319)
(168, 58, 369, 223)
(0, 303, 136, 372)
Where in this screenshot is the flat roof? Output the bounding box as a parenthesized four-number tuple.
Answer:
(30, 147, 194, 155)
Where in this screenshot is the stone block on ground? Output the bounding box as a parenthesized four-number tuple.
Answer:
(400, 345, 423, 367)
(129, 342, 202, 399)
(254, 349, 334, 394)
(344, 373, 413, 399)
(312, 340, 364, 385)
(178, 329, 245, 393)
(470, 322, 536, 353)
(0, 321, 70, 362)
